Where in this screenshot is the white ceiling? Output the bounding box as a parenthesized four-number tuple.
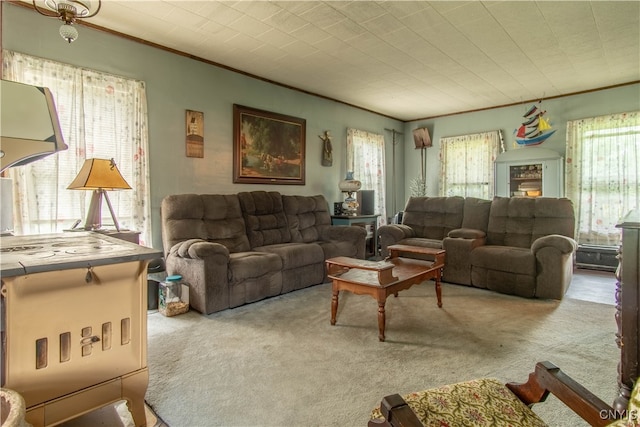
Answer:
(28, 1, 640, 121)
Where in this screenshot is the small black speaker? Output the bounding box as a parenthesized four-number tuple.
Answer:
(333, 202, 343, 216)
(357, 190, 375, 215)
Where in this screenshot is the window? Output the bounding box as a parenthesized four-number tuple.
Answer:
(346, 128, 386, 225)
(566, 111, 640, 246)
(439, 131, 500, 198)
(2, 50, 152, 245)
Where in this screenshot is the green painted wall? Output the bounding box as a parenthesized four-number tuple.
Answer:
(4, 4, 639, 248)
(2, 3, 403, 248)
(402, 83, 640, 206)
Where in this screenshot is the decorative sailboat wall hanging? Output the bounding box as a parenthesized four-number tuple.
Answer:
(514, 100, 556, 146)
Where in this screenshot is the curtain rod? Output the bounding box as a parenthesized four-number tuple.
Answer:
(384, 128, 404, 136)
(441, 129, 500, 140)
(385, 128, 404, 214)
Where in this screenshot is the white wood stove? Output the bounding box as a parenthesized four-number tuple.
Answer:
(0, 232, 161, 427)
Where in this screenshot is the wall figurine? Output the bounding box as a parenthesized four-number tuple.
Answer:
(319, 130, 332, 166)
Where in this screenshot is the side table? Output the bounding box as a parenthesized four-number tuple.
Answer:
(331, 214, 380, 259)
(326, 245, 445, 341)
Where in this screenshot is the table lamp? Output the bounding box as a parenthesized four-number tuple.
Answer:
(338, 171, 361, 216)
(68, 158, 131, 231)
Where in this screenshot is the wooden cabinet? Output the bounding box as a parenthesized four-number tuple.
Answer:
(495, 147, 564, 198)
(613, 210, 640, 411)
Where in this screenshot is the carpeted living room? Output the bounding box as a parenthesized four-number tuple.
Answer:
(144, 270, 619, 427)
(2, 2, 639, 427)
(59, 268, 618, 427)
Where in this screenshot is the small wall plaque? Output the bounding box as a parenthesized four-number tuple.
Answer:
(186, 110, 204, 158)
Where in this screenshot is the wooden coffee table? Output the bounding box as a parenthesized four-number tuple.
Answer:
(326, 245, 445, 341)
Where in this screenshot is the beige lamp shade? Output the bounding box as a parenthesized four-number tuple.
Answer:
(68, 158, 131, 231)
(68, 158, 131, 190)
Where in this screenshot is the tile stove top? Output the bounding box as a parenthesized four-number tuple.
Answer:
(0, 231, 161, 276)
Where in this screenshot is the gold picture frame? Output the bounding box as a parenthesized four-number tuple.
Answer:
(233, 104, 306, 185)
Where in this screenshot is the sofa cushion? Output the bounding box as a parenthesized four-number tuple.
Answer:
(529, 197, 575, 240)
(253, 242, 324, 270)
(239, 191, 291, 248)
(461, 197, 492, 231)
(471, 246, 535, 275)
(402, 196, 465, 240)
(317, 240, 360, 260)
(396, 237, 443, 250)
(228, 252, 283, 282)
(486, 197, 575, 248)
(229, 270, 284, 308)
(282, 194, 332, 243)
(471, 246, 537, 297)
(228, 252, 283, 307)
(161, 194, 250, 255)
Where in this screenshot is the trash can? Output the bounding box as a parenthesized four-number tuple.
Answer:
(159, 275, 189, 317)
(147, 279, 160, 310)
(147, 258, 165, 311)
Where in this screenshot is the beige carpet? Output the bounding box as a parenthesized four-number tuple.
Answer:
(145, 281, 618, 427)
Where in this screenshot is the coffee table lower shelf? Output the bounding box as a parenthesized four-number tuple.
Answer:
(326, 248, 445, 341)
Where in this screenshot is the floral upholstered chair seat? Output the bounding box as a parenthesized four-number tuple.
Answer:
(608, 381, 640, 427)
(370, 378, 547, 427)
(370, 370, 640, 427)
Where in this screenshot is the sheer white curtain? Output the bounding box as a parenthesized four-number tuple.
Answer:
(566, 111, 640, 246)
(346, 128, 387, 226)
(2, 50, 152, 246)
(438, 130, 500, 198)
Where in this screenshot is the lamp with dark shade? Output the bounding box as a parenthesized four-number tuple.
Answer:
(68, 158, 131, 231)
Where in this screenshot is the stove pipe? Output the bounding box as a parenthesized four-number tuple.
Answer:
(0, 80, 68, 173)
(0, 177, 13, 235)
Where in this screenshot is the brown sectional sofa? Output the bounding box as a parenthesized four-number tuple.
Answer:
(378, 196, 577, 300)
(161, 191, 366, 314)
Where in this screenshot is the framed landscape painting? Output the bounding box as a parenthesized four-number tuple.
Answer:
(233, 104, 306, 185)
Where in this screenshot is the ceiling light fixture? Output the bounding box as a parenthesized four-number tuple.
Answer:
(32, 0, 102, 43)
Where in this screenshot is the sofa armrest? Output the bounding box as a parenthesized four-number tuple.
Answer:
(531, 235, 577, 300)
(166, 239, 231, 314)
(507, 361, 615, 427)
(170, 238, 230, 260)
(448, 228, 486, 239)
(368, 394, 422, 427)
(378, 224, 415, 257)
(531, 234, 577, 255)
(321, 225, 368, 259)
(442, 232, 486, 285)
(379, 224, 415, 239)
(322, 225, 367, 242)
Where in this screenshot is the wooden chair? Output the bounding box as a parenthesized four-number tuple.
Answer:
(370, 212, 640, 427)
(369, 361, 638, 427)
